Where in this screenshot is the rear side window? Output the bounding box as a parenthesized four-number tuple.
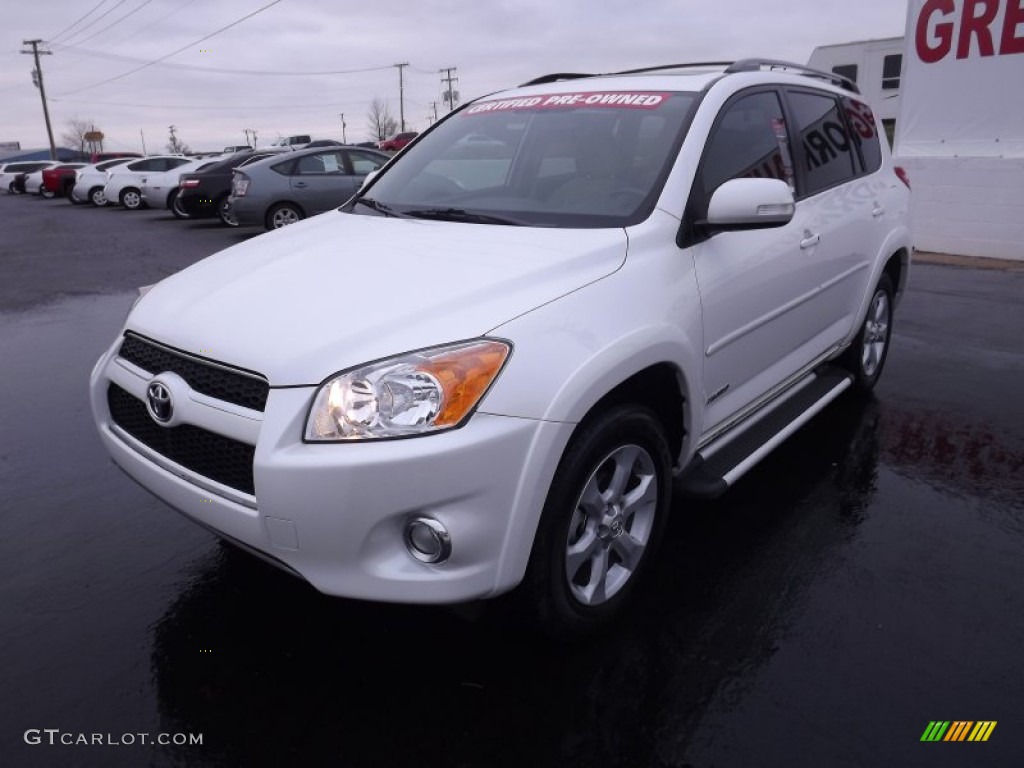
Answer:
(842, 97, 883, 174)
(786, 91, 857, 197)
(700, 90, 794, 211)
(347, 151, 386, 175)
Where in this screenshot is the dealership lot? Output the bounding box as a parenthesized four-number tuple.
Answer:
(1, 193, 1022, 767)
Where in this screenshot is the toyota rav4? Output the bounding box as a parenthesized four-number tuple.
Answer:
(91, 60, 911, 636)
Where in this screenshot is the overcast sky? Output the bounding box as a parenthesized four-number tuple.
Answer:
(1, 0, 908, 152)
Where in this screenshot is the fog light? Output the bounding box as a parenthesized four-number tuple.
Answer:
(403, 518, 451, 564)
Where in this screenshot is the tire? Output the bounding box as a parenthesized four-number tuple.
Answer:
(89, 187, 107, 206)
(41, 186, 55, 199)
(524, 405, 672, 638)
(171, 192, 191, 220)
(842, 273, 894, 391)
(217, 195, 238, 227)
(10, 182, 23, 195)
(265, 202, 303, 230)
(120, 188, 143, 210)
(166, 189, 180, 213)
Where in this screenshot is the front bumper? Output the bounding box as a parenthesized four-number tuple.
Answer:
(90, 339, 569, 603)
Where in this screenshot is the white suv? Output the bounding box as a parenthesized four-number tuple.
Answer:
(91, 60, 911, 636)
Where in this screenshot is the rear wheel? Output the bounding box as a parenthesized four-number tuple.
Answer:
(171, 192, 191, 219)
(120, 188, 143, 210)
(10, 182, 23, 195)
(524, 405, 671, 638)
(41, 186, 55, 199)
(842, 273, 894, 391)
(89, 187, 107, 206)
(265, 202, 303, 230)
(217, 195, 238, 227)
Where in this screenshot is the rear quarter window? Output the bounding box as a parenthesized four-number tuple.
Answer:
(842, 97, 883, 175)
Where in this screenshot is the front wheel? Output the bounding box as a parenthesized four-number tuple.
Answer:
(842, 273, 894, 391)
(89, 187, 107, 206)
(10, 182, 23, 195)
(524, 405, 672, 638)
(41, 186, 55, 199)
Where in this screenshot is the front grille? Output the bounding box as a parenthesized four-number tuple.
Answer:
(107, 384, 255, 495)
(118, 334, 269, 411)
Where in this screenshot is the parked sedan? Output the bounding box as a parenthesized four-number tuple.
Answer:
(227, 147, 389, 229)
(1, 161, 56, 194)
(70, 158, 142, 206)
(139, 157, 222, 213)
(103, 156, 194, 210)
(23, 165, 59, 196)
(175, 149, 289, 224)
(42, 164, 88, 199)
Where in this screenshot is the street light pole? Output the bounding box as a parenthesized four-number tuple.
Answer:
(394, 62, 409, 132)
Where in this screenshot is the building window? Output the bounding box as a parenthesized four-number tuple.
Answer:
(832, 64, 858, 85)
(882, 54, 902, 90)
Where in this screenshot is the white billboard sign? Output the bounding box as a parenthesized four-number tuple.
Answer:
(895, 0, 1024, 157)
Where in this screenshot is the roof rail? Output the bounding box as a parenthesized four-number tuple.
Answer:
(521, 62, 733, 87)
(519, 72, 595, 87)
(612, 61, 735, 75)
(725, 59, 860, 93)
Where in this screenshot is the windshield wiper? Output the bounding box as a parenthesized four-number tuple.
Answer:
(403, 207, 523, 226)
(351, 197, 412, 218)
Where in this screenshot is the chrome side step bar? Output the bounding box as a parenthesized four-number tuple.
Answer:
(677, 367, 853, 498)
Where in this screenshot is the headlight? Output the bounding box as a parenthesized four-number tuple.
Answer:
(305, 340, 511, 441)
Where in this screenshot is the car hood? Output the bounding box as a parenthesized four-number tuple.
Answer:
(127, 211, 627, 385)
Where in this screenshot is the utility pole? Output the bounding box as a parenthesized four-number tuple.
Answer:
(140, 129, 147, 154)
(440, 67, 459, 113)
(430, 102, 439, 124)
(21, 39, 57, 160)
(393, 62, 409, 132)
(339, 113, 347, 144)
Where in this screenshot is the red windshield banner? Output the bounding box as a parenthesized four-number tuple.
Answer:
(464, 91, 671, 115)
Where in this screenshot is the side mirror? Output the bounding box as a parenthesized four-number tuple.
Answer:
(706, 178, 795, 230)
(359, 170, 379, 190)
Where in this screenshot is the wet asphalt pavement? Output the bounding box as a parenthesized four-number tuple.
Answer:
(1, 193, 1022, 768)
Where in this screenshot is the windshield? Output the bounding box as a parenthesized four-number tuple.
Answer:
(359, 90, 696, 228)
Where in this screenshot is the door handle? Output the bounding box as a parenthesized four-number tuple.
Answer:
(872, 205, 885, 218)
(800, 232, 821, 249)
(294, 182, 308, 188)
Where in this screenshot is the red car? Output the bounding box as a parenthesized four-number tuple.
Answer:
(41, 164, 87, 199)
(378, 131, 418, 152)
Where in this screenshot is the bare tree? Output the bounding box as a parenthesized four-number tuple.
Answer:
(367, 98, 398, 142)
(166, 124, 192, 155)
(60, 117, 96, 155)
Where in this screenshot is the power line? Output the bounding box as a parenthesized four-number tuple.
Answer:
(48, 0, 110, 45)
(53, 0, 285, 96)
(104, 0, 201, 47)
(51, 96, 375, 112)
(62, 0, 159, 49)
(51, 44, 393, 77)
(59, 0, 133, 47)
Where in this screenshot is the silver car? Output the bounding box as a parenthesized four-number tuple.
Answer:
(227, 147, 389, 229)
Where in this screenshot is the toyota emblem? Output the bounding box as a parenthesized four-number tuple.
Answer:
(146, 381, 173, 423)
